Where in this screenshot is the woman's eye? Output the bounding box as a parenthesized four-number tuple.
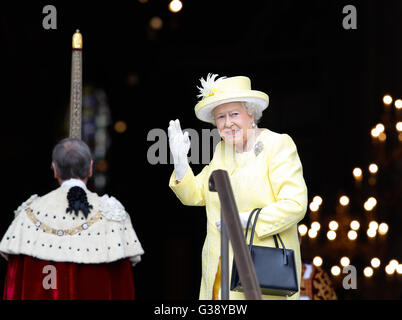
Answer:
(231, 112, 239, 116)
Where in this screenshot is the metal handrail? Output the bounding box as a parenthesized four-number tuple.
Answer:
(209, 169, 262, 300)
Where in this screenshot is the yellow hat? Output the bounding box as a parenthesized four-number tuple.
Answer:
(194, 74, 269, 123)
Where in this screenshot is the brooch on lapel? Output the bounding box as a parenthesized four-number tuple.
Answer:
(254, 141, 264, 157)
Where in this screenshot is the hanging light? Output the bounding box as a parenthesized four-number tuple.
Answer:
(396, 122, 402, 132)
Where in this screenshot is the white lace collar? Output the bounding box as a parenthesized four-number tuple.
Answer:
(61, 178, 88, 191)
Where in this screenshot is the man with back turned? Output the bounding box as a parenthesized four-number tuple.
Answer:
(0, 138, 144, 299)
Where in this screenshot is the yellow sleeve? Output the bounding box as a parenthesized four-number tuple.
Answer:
(169, 165, 210, 207)
(254, 134, 308, 239)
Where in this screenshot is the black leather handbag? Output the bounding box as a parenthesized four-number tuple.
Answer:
(230, 208, 299, 297)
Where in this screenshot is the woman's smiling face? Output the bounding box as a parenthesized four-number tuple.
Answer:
(213, 101, 254, 148)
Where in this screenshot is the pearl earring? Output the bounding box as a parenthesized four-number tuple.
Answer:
(252, 122, 256, 128)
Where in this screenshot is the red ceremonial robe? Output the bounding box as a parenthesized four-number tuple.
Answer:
(3, 254, 135, 300)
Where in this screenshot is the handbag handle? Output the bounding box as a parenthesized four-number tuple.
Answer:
(246, 208, 262, 239)
(244, 208, 261, 240)
(245, 208, 288, 265)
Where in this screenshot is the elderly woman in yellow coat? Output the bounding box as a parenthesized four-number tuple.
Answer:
(168, 74, 308, 300)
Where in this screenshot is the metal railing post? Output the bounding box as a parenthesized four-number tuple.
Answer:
(220, 209, 229, 300)
(209, 169, 262, 300)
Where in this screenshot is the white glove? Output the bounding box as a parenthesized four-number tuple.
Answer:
(168, 119, 190, 181)
(216, 211, 251, 231)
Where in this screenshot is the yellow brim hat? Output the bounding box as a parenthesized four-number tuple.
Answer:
(194, 75, 269, 123)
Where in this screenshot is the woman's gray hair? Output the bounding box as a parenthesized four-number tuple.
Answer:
(243, 101, 262, 124)
(210, 101, 262, 126)
(52, 138, 92, 180)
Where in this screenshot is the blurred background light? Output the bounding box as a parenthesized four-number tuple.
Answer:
(389, 259, 399, 268)
(385, 264, 395, 275)
(311, 221, 321, 231)
(350, 220, 360, 230)
(395, 99, 402, 109)
(327, 230, 336, 240)
(371, 127, 380, 138)
(367, 228, 376, 238)
(378, 132, 387, 142)
(309, 201, 319, 212)
(371, 257, 381, 268)
(369, 221, 379, 230)
(331, 266, 341, 276)
(364, 266, 374, 278)
(378, 222, 389, 235)
(329, 221, 339, 231)
(149, 16, 163, 30)
(308, 228, 318, 239)
(298, 224, 308, 236)
(313, 256, 323, 267)
(114, 120, 127, 133)
(364, 197, 377, 211)
(353, 167, 362, 178)
(312, 195, 323, 206)
(340, 257, 350, 267)
(375, 123, 385, 133)
(348, 230, 358, 240)
(339, 195, 350, 206)
(383, 94, 393, 105)
(368, 163, 378, 174)
(397, 264, 402, 275)
(169, 0, 183, 13)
